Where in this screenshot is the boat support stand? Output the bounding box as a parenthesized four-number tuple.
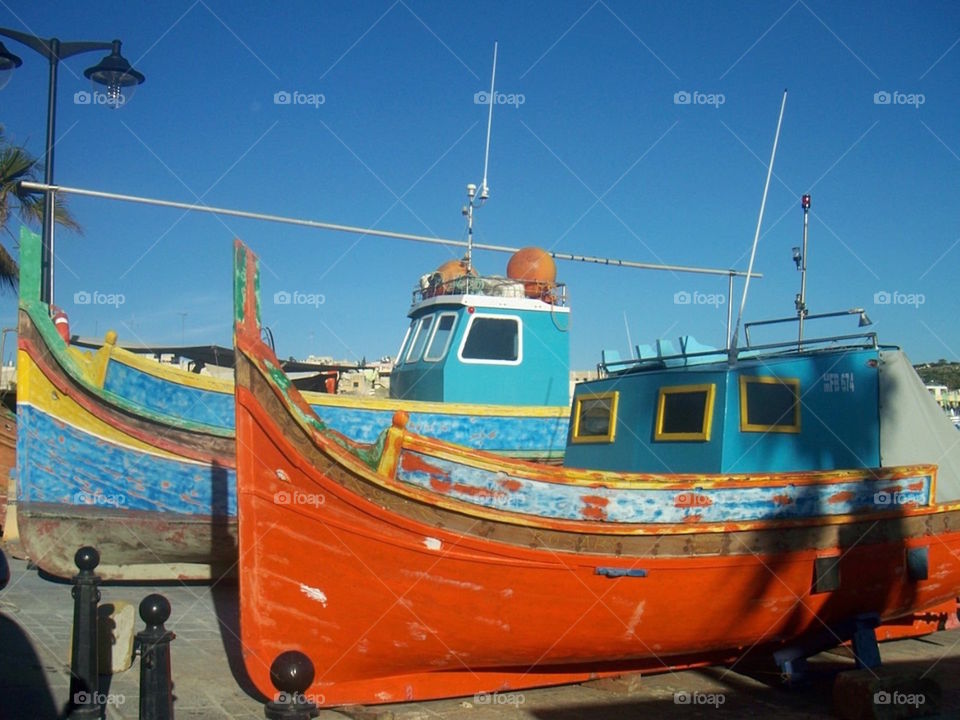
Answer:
(773, 613, 881, 685)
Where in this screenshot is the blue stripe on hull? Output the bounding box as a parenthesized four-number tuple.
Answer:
(324, 406, 568, 455)
(397, 450, 932, 524)
(16, 404, 236, 516)
(103, 362, 236, 429)
(104, 360, 568, 455)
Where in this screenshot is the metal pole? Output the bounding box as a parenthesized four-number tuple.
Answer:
(68, 546, 101, 719)
(726, 272, 734, 349)
(265, 651, 319, 720)
(136, 593, 175, 720)
(730, 89, 788, 356)
(797, 194, 810, 350)
(18, 182, 763, 280)
(41, 39, 59, 307)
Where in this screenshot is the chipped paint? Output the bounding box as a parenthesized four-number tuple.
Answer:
(395, 449, 933, 524)
(624, 600, 646, 637)
(299, 583, 328, 607)
(401, 570, 483, 592)
(423, 537, 442, 551)
(828, 491, 856, 504)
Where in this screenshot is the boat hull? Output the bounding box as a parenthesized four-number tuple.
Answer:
(0, 407, 15, 536)
(13, 229, 568, 580)
(236, 354, 960, 706)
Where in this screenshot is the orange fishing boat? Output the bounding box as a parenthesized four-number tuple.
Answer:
(233, 240, 960, 707)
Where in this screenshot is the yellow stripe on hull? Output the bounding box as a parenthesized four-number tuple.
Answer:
(18, 350, 201, 463)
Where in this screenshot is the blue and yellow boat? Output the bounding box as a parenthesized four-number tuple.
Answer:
(14, 227, 570, 580)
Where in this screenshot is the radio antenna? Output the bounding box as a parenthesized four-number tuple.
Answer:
(463, 41, 498, 273)
(729, 89, 787, 356)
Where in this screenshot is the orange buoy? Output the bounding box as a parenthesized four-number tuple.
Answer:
(506, 247, 556, 299)
(51, 306, 70, 343)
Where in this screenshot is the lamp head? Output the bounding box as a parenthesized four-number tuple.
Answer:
(84, 40, 145, 109)
(0, 42, 22, 91)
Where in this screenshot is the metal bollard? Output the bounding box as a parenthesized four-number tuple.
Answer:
(135, 593, 175, 720)
(265, 651, 319, 719)
(69, 546, 101, 719)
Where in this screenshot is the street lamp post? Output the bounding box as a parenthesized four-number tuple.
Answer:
(0, 28, 144, 308)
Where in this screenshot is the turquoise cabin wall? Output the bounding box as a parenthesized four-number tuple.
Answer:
(391, 303, 570, 406)
(564, 347, 883, 474)
(444, 309, 568, 406)
(721, 350, 881, 473)
(563, 369, 728, 472)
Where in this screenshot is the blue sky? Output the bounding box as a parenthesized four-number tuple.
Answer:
(1, 1, 958, 369)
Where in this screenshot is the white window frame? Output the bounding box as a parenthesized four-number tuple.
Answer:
(456, 313, 523, 366)
(423, 312, 459, 362)
(394, 323, 413, 365)
(405, 315, 435, 364)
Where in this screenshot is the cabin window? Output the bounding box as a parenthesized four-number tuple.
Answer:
(458, 315, 522, 365)
(740, 376, 801, 433)
(571, 391, 619, 443)
(394, 324, 413, 365)
(423, 313, 458, 362)
(655, 384, 715, 441)
(405, 315, 434, 363)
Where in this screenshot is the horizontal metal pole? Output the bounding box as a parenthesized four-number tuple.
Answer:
(19, 181, 761, 278)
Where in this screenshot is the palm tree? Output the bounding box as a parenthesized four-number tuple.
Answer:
(0, 127, 81, 291)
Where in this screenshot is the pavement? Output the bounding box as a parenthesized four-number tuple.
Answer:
(2, 550, 959, 720)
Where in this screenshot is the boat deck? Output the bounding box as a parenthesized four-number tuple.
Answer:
(2, 553, 959, 719)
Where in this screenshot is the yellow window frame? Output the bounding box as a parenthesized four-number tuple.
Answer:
(739, 375, 801, 433)
(571, 391, 619, 444)
(655, 383, 716, 442)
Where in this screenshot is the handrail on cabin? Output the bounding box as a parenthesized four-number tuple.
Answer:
(412, 276, 569, 307)
(600, 332, 884, 376)
(743, 308, 872, 347)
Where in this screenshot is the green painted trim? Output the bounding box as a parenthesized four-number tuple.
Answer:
(17, 227, 233, 439)
(19, 226, 41, 304)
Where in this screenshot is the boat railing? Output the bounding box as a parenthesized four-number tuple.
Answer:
(743, 308, 874, 348)
(600, 331, 883, 376)
(411, 275, 568, 307)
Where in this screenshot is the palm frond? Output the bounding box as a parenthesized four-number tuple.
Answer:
(0, 133, 83, 247)
(0, 243, 18, 291)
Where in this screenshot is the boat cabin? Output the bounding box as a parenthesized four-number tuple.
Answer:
(390, 251, 570, 406)
(564, 325, 960, 500)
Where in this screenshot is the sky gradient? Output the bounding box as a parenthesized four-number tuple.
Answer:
(1, 1, 958, 369)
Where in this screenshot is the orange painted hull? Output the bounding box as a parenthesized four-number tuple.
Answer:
(236, 377, 960, 706)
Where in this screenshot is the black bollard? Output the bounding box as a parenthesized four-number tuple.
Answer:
(135, 593, 175, 720)
(265, 651, 319, 719)
(69, 546, 101, 719)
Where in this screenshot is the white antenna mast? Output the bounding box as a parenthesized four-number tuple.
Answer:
(728, 89, 787, 357)
(463, 41, 498, 273)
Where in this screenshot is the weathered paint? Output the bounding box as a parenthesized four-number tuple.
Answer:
(233, 238, 960, 707)
(17, 404, 236, 515)
(12, 231, 571, 580)
(103, 360, 235, 428)
(395, 449, 932, 524)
